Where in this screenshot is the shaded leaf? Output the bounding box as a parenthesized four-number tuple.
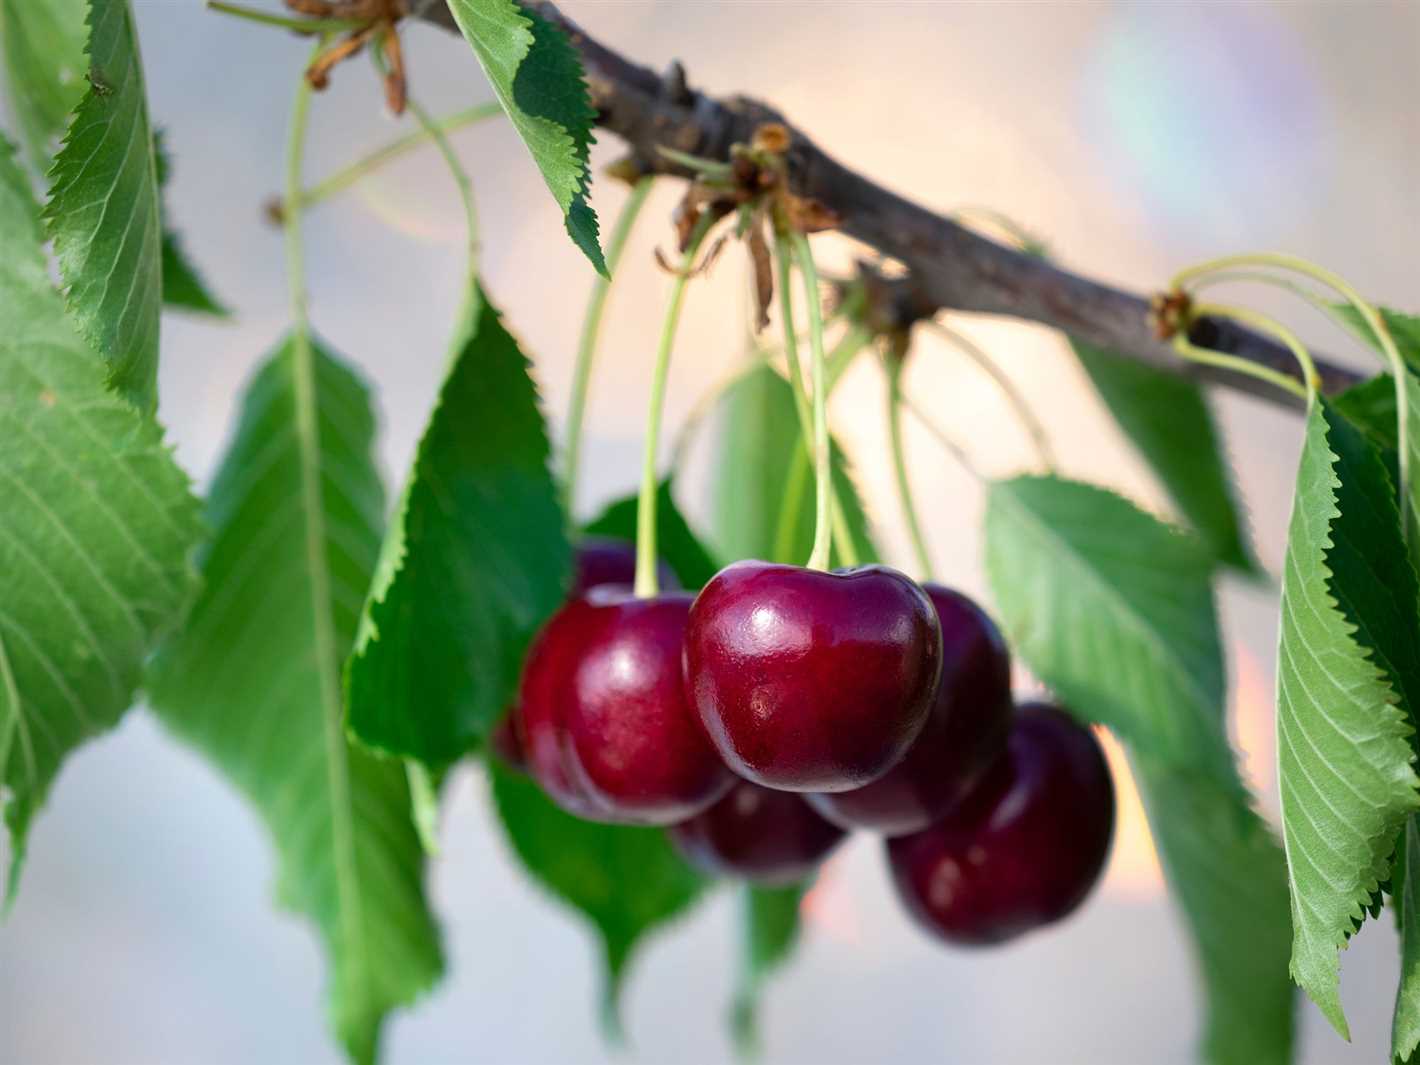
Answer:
(0, 135, 200, 900)
(1395, 816, 1420, 1062)
(44, 0, 163, 411)
(583, 479, 720, 589)
(147, 335, 443, 1065)
(731, 883, 807, 1057)
(1276, 400, 1420, 1037)
(154, 134, 228, 317)
(489, 760, 706, 1032)
(346, 284, 568, 766)
(443, 0, 604, 273)
(0, 0, 86, 169)
(1070, 338, 1257, 573)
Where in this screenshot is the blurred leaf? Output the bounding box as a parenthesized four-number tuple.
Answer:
(583, 478, 720, 589)
(148, 336, 444, 1065)
(1276, 400, 1420, 1038)
(346, 283, 569, 766)
(731, 883, 808, 1057)
(443, 0, 604, 273)
(1334, 305, 1420, 373)
(0, 135, 200, 901)
(489, 760, 707, 1034)
(1395, 816, 1420, 1062)
(709, 362, 877, 567)
(44, 0, 163, 411)
(1069, 338, 1257, 573)
(0, 0, 86, 169)
(153, 134, 228, 317)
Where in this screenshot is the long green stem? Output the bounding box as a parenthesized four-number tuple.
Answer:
(294, 102, 501, 214)
(926, 319, 1055, 472)
(886, 357, 934, 580)
(791, 232, 832, 571)
(564, 176, 654, 517)
(208, 0, 359, 35)
(635, 217, 714, 597)
(1172, 302, 1317, 404)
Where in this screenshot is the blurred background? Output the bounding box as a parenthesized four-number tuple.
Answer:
(2, 1, 1418, 1062)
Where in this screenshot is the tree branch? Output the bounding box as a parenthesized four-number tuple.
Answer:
(416, 0, 1361, 405)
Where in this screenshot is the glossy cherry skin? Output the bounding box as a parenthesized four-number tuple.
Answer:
(684, 561, 943, 793)
(528, 586, 733, 825)
(669, 780, 847, 885)
(573, 537, 676, 597)
(808, 585, 1013, 835)
(886, 703, 1115, 946)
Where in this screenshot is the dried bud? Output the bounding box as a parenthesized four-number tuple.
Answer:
(752, 123, 791, 156)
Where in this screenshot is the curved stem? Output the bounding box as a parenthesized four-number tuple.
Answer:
(885, 357, 934, 581)
(926, 319, 1055, 473)
(1173, 302, 1317, 403)
(635, 216, 714, 597)
(790, 232, 832, 571)
(947, 205, 1043, 254)
(564, 176, 654, 517)
(209, 1, 360, 35)
(284, 36, 333, 332)
(295, 102, 501, 213)
(826, 325, 872, 391)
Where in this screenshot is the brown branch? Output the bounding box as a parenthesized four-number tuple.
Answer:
(416, 0, 1362, 406)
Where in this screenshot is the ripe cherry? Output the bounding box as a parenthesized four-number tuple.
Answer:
(808, 585, 1013, 835)
(519, 587, 732, 825)
(669, 779, 847, 885)
(683, 561, 942, 793)
(573, 536, 676, 596)
(886, 702, 1115, 946)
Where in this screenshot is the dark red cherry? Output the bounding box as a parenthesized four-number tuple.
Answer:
(886, 703, 1115, 946)
(489, 710, 527, 771)
(573, 536, 676, 596)
(808, 585, 1013, 835)
(684, 561, 942, 793)
(669, 779, 847, 885)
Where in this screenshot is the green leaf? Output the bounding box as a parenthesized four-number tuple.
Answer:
(147, 336, 444, 1065)
(0, 135, 200, 900)
(1133, 757, 1294, 1065)
(1069, 338, 1257, 573)
(731, 883, 807, 1057)
(443, 0, 604, 274)
(43, 0, 163, 411)
(0, 0, 86, 169)
(583, 479, 721, 589)
(1277, 400, 1420, 1037)
(984, 475, 1230, 778)
(153, 134, 228, 318)
(709, 362, 877, 567)
(346, 283, 569, 766)
(984, 472, 1293, 1064)
(1395, 816, 1420, 1062)
(1334, 305, 1420, 373)
(489, 760, 706, 1033)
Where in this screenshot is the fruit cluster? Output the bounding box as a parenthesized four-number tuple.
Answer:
(496, 538, 1116, 946)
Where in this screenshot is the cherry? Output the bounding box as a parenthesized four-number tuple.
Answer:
(669, 779, 847, 885)
(519, 586, 733, 825)
(808, 585, 1013, 835)
(886, 703, 1115, 946)
(573, 536, 676, 596)
(683, 561, 943, 793)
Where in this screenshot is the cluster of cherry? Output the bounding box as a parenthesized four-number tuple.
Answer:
(495, 539, 1116, 946)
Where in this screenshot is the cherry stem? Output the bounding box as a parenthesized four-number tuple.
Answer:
(291, 102, 501, 214)
(790, 233, 835, 571)
(208, 1, 361, 34)
(634, 216, 715, 597)
(885, 356, 935, 580)
(284, 35, 333, 336)
(564, 176, 654, 519)
(925, 319, 1056, 473)
(1174, 253, 1410, 533)
(1172, 304, 1317, 404)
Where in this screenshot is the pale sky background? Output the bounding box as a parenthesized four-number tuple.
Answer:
(2, 1, 1419, 1063)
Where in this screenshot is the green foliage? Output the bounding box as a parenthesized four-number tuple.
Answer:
(147, 336, 443, 1065)
(489, 760, 706, 1033)
(709, 362, 877, 567)
(44, 0, 163, 412)
(346, 284, 569, 766)
(1395, 817, 1420, 1062)
(985, 473, 1294, 1064)
(443, 0, 604, 274)
(0, 136, 200, 900)
(1069, 338, 1257, 573)
(1334, 305, 1420, 374)
(0, 0, 87, 169)
(1276, 400, 1420, 1037)
(153, 134, 228, 317)
(731, 883, 808, 1056)
(584, 479, 721, 589)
